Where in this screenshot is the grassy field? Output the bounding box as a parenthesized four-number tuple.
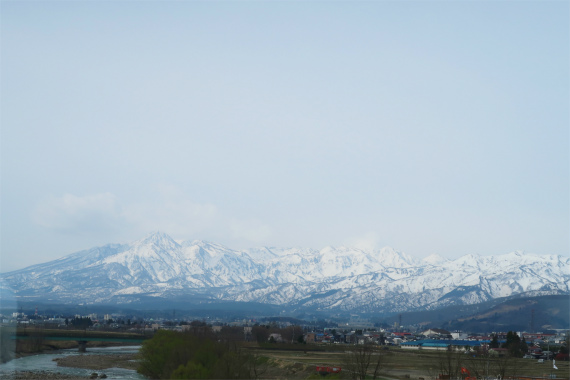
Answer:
(247, 345, 570, 380)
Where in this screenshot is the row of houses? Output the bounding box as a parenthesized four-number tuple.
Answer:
(300, 328, 567, 347)
(304, 331, 383, 344)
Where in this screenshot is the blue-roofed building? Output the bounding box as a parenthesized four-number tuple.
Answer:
(401, 339, 485, 351)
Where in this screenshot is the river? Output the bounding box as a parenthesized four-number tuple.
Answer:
(0, 346, 146, 379)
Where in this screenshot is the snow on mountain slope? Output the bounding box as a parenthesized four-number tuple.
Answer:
(1, 232, 568, 313)
(374, 247, 417, 268)
(422, 253, 448, 265)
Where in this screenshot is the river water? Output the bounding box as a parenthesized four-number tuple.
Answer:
(0, 346, 146, 379)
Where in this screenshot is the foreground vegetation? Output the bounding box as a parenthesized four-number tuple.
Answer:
(137, 325, 268, 379)
(137, 326, 569, 380)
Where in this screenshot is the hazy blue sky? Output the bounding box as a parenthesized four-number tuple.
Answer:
(1, 1, 568, 272)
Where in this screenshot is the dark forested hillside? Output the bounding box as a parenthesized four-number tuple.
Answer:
(373, 294, 569, 332)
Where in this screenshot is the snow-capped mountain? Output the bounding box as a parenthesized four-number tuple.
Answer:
(1, 232, 568, 313)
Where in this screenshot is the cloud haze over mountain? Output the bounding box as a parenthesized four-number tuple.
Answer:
(1, 2, 568, 272)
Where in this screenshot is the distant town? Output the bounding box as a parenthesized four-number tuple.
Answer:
(3, 308, 568, 360)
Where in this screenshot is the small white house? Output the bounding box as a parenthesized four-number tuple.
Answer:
(269, 333, 284, 343)
(451, 332, 468, 340)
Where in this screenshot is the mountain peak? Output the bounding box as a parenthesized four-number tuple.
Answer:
(454, 253, 482, 267)
(375, 246, 416, 267)
(137, 231, 179, 248)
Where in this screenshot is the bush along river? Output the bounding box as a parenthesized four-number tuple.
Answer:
(0, 345, 146, 380)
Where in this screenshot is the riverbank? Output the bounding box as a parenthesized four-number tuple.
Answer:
(54, 353, 139, 371)
(1, 370, 90, 379)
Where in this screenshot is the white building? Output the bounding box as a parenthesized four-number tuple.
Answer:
(451, 332, 468, 340)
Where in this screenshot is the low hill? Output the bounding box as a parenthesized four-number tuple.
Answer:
(373, 294, 569, 332)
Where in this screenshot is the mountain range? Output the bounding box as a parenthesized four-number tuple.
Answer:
(1, 232, 568, 314)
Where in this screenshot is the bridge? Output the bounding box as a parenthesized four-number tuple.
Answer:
(15, 328, 149, 352)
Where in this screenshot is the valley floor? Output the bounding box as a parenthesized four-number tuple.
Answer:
(6, 342, 569, 380)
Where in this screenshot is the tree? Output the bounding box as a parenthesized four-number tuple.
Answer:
(465, 347, 491, 380)
(248, 354, 269, 380)
(501, 331, 526, 357)
(27, 327, 45, 353)
(0, 324, 16, 364)
(138, 328, 260, 379)
(171, 361, 211, 379)
(434, 346, 463, 379)
(188, 320, 210, 337)
(215, 348, 254, 379)
(490, 334, 499, 348)
(251, 326, 270, 343)
(219, 326, 243, 343)
(280, 325, 302, 343)
(70, 317, 92, 330)
(343, 343, 384, 380)
(559, 332, 569, 355)
(520, 338, 528, 355)
(490, 351, 529, 380)
(138, 330, 189, 379)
